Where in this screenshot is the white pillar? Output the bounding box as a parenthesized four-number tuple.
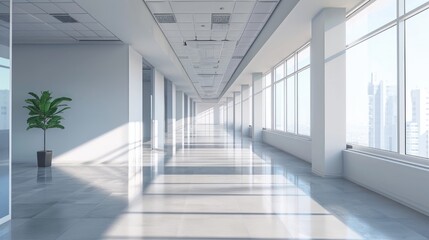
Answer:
(233, 91, 241, 133)
(176, 90, 185, 148)
(241, 85, 250, 137)
(165, 80, 176, 151)
(227, 97, 234, 131)
(143, 69, 152, 142)
(252, 72, 263, 141)
(152, 69, 165, 150)
(311, 8, 346, 177)
(128, 47, 143, 166)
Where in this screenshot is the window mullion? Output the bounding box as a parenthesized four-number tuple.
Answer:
(398, 0, 406, 155)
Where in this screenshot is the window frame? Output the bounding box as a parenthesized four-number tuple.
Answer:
(346, 0, 429, 163)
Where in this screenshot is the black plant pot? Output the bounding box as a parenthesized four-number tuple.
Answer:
(37, 150, 53, 167)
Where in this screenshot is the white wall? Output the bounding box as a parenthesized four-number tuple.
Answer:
(262, 130, 312, 163)
(344, 151, 429, 216)
(12, 44, 141, 165)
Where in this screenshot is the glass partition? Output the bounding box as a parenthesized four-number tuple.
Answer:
(0, 0, 11, 223)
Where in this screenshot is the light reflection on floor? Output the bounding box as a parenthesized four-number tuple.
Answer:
(1, 125, 429, 239)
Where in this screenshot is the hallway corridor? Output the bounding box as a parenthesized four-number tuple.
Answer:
(1, 125, 429, 239)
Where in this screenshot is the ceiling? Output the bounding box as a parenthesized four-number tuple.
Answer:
(224, 0, 363, 100)
(1, 0, 119, 43)
(144, 0, 280, 100)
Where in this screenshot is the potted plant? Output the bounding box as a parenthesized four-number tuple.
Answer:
(24, 91, 72, 167)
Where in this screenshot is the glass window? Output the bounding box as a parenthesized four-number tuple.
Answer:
(275, 81, 285, 131)
(264, 72, 272, 87)
(297, 69, 311, 136)
(346, 26, 398, 151)
(286, 76, 296, 133)
(286, 57, 295, 76)
(275, 63, 285, 81)
(346, 0, 396, 44)
(405, 8, 429, 158)
(297, 46, 310, 69)
(0, 1, 10, 221)
(406, 0, 429, 13)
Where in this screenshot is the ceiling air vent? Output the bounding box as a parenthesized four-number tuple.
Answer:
(211, 13, 230, 24)
(154, 13, 176, 23)
(51, 14, 78, 23)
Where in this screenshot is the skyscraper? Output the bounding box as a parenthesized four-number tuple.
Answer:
(406, 89, 429, 158)
(368, 74, 397, 151)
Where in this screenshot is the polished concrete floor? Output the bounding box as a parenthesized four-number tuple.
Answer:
(1, 125, 429, 239)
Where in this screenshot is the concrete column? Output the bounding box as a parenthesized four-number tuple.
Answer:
(252, 72, 263, 141)
(152, 69, 165, 150)
(311, 8, 346, 177)
(233, 91, 241, 133)
(241, 85, 250, 137)
(176, 90, 185, 148)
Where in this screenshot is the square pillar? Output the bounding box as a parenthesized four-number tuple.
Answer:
(176, 90, 185, 148)
(311, 8, 346, 177)
(252, 73, 263, 141)
(227, 97, 234, 132)
(233, 91, 241, 133)
(165, 80, 176, 151)
(152, 69, 165, 150)
(241, 85, 250, 137)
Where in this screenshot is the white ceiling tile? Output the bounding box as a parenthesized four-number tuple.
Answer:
(194, 23, 210, 31)
(175, 14, 193, 23)
(14, 3, 44, 13)
(79, 30, 98, 37)
(13, 14, 42, 23)
(159, 23, 178, 30)
(193, 13, 210, 23)
(233, 1, 255, 13)
(229, 23, 245, 31)
(55, 3, 86, 14)
(181, 31, 196, 38)
(171, 2, 234, 14)
(230, 13, 250, 23)
(245, 22, 264, 31)
(146, 1, 172, 13)
(253, 1, 277, 14)
(70, 14, 96, 23)
(241, 30, 258, 38)
(249, 13, 269, 23)
(178, 23, 194, 31)
(84, 22, 105, 31)
(34, 3, 65, 14)
(227, 30, 243, 40)
(13, 23, 55, 31)
(51, 22, 89, 31)
(63, 30, 81, 37)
